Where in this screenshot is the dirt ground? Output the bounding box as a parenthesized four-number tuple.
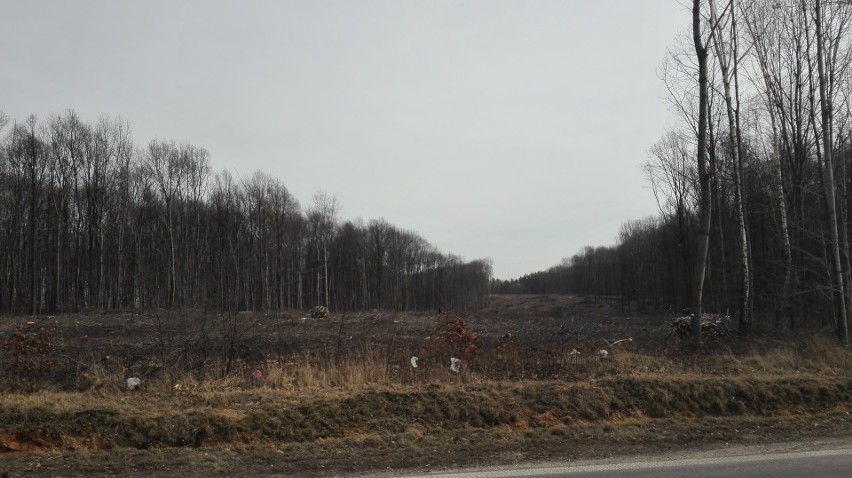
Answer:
(0, 294, 666, 390)
(0, 295, 849, 477)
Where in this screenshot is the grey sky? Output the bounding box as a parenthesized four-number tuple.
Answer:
(1, 1, 690, 279)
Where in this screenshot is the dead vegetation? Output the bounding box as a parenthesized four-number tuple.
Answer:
(0, 294, 850, 476)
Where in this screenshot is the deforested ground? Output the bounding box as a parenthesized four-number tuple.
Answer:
(0, 295, 850, 477)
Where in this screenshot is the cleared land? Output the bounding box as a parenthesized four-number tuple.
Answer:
(0, 295, 850, 477)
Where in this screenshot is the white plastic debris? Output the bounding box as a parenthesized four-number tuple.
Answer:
(450, 357, 461, 374)
(127, 377, 142, 391)
(596, 349, 609, 359)
(410, 356, 419, 368)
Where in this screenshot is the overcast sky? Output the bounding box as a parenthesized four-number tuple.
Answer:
(1, 0, 690, 279)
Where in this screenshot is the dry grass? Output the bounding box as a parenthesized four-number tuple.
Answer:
(4, 333, 849, 399)
(0, 295, 850, 476)
(0, 369, 849, 453)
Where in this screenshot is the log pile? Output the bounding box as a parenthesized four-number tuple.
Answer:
(671, 314, 731, 339)
(310, 306, 329, 319)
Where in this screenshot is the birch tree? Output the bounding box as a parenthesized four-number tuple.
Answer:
(814, 0, 850, 345)
(708, 0, 753, 333)
(741, 0, 794, 328)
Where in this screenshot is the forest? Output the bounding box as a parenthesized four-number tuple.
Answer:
(492, 0, 852, 344)
(0, 110, 491, 315)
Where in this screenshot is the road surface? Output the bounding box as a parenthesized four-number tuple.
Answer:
(390, 447, 852, 478)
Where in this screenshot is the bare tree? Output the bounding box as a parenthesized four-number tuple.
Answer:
(142, 139, 184, 308)
(692, 0, 713, 348)
(307, 191, 338, 309)
(814, 0, 850, 345)
(645, 130, 696, 308)
(709, 0, 753, 333)
(741, 0, 794, 328)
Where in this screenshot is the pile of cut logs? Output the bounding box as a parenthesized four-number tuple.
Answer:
(670, 314, 731, 339)
(310, 306, 329, 319)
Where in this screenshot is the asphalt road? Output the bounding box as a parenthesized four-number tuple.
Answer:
(392, 448, 852, 478)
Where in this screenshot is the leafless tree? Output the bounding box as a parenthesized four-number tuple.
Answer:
(308, 191, 338, 309)
(741, 0, 794, 328)
(814, 0, 850, 345)
(691, 0, 713, 348)
(709, 0, 753, 333)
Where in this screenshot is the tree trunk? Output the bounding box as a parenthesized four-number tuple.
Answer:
(54, 207, 62, 313)
(324, 246, 329, 309)
(742, 0, 794, 329)
(691, 0, 712, 349)
(167, 203, 177, 308)
(772, 106, 793, 328)
(709, 0, 751, 334)
(815, 0, 849, 346)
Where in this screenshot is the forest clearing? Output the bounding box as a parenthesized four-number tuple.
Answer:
(5, 0, 852, 475)
(0, 294, 849, 477)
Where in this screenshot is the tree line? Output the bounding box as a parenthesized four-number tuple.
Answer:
(493, 0, 852, 344)
(0, 110, 491, 315)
